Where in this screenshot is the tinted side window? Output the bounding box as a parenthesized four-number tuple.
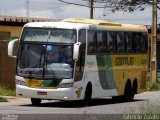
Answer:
(97, 31, 107, 53)
(117, 32, 125, 53)
(75, 30, 86, 82)
(102, 31, 108, 52)
(87, 30, 98, 53)
(79, 30, 86, 56)
(126, 32, 134, 53)
(141, 32, 148, 53)
(133, 32, 142, 53)
(79, 29, 86, 44)
(93, 31, 98, 52)
(107, 31, 117, 53)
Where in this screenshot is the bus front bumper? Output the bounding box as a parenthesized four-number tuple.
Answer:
(16, 85, 74, 100)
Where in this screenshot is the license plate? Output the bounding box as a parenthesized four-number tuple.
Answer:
(37, 91, 47, 95)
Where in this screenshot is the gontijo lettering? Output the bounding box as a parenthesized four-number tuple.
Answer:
(115, 57, 134, 66)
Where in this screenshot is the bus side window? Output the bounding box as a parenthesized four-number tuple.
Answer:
(93, 31, 98, 53)
(75, 29, 86, 82)
(117, 32, 125, 53)
(141, 32, 148, 53)
(97, 31, 107, 53)
(134, 33, 142, 53)
(126, 32, 134, 53)
(107, 31, 117, 53)
(88, 42, 95, 53)
(88, 31, 93, 53)
(87, 30, 96, 53)
(102, 31, 108, 53)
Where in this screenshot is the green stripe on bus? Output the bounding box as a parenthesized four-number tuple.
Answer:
(96, 55, 116, 90)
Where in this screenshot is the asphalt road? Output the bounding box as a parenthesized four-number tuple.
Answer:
(0, 91, 160, 120)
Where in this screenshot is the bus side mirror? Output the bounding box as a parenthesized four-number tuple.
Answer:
(73, 42, 81, 60)
(8, 39, 19, 58)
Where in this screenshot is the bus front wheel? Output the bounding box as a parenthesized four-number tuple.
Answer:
(31, 98, 42, 106)
(84, 83, 92, 105)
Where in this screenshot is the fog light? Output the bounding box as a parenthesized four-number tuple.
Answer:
(64, 97, 68, 99)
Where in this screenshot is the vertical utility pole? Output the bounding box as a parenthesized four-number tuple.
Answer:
(150, 0, 157, 83)
(26, 0, 30, 17)
(90, 0, 94, 19)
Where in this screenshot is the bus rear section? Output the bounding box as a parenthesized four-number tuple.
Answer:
(85, 28, 148, 101)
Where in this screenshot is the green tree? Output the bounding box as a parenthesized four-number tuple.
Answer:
(96, 0, 160, 13)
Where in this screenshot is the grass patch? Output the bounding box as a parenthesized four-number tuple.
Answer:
(0, 97, 8, 102)
(147, 82, 160, 91)
(0, 86, 16, 96)
(126, 100, 160, 114)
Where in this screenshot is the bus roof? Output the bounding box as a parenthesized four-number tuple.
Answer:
(23, 21, 89, 30)
(63, 18, 121, 26)
(23, 18, 147, 32)
(63, 18, 147, 32)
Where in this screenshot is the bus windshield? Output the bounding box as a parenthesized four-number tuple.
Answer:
(17, 44, 74, 79)
(21, 28, 76, 43)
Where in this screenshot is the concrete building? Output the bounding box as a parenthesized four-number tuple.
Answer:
(0, 16, 57, 40)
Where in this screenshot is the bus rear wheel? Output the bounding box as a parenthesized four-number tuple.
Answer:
(31, 98, 42, 106)
(123, 81, 134, 101)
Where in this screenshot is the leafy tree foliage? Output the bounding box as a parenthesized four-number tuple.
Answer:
(96, 0, 160, 13)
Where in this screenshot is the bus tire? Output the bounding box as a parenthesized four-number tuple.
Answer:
(133, 80, 138, 94)
(123, 80, 134, 101)
(31, 98, 42, 106)
(84, 83, 92, 105)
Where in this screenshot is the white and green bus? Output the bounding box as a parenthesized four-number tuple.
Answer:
(8, 18, 148, 105)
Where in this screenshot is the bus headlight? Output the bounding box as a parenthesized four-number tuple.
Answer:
(16, 80, 26, 86)
(58, 83, 73, 88)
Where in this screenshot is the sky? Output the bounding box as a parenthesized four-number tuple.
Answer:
(0, 0, 160, 25)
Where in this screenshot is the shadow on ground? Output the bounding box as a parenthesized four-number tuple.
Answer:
(20, 98, 145, 108)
